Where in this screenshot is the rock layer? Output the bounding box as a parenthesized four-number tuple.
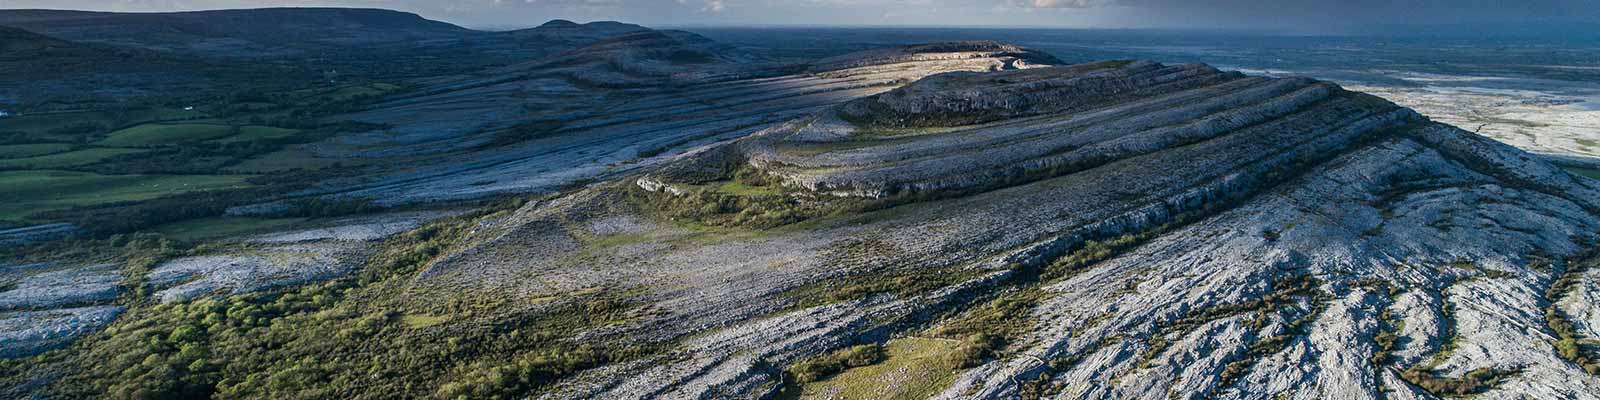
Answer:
(439, 60, 1600, 399)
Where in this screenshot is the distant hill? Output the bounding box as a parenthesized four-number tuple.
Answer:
(0, 25, 273, 108)
(0, 25, 164, 68)
(0, 8, 475, 56)
(501, 29, 768, 87)
(0, 24, 73, 53)
(0, 10, 686, 106)
(502, 19, 650, 44)
(0, 9, 682, 72)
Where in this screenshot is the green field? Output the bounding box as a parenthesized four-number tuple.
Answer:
(225, 147, 343, 173)
(0, 170, 252, 221)
(787, 338, 963, 400)
(151, 216, 310, 242)
(0, 143, 73, 159)
(4, 108, 207, 139)
(715, 180, 781, 196)
(98, 123, 238, 147)
(210, 126, 301, 143)
(293, 82, 403, 103)
(0, 148, 147, 169)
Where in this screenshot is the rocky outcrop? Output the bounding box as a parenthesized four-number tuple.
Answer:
(808, 41, 1063, 73)
(739, 61, 1390, 199)
(839, 60, 1236, 128)
(145, 211, 456, 303)
(324, 41, 1059, 205)
(433, 60, 1600, 399)
(0, 263, 119, 310)
(0, 306, 123, 358)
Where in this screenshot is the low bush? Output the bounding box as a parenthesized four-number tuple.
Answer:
(789, 344, 885, 383)
(1401, 367, 1519, 397)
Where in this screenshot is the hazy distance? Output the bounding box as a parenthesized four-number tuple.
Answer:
(2, 0, 1597, 33)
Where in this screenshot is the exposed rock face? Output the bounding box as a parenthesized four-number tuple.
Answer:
(322, 41, 1059, 205)
(0, 263, 119, 310)
(808, 41, 1064, 73)
(433, 59, 1600, 399)
(145, 211, 455, 303)
(146, 242, 370, 303)
(0, 306, 123, 358)
(839, 61, 1236, 128)
(748, 61, 1353, 198)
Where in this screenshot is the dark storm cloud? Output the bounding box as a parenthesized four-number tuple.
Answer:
(2, 0, 1595, 30)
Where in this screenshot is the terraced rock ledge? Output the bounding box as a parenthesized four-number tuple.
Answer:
(517, 60, 1600, 399)
(8, 46, 1600, 400)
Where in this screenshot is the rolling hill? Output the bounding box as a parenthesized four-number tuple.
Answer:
(0, 12, 1597, 400)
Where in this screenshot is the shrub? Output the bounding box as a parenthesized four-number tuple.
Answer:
(1401, 367, 1519, 396)
(944, 334, 999, 369)
(789, 344, 885, 383)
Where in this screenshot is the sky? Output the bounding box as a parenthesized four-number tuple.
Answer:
(0, 0, 1596, 31)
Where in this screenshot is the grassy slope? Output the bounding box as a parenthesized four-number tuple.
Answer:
(0, 148, 147, 169)
(789, 338, 962, 400)
(149, 216, 311, 242)
(0, 170, 251, 221)
(97, 123, 237, 147)
(0, 143, 73, 159)
(0, 206, 659, 400)
(210, 126, 301, 143)
(4, 108, 206, 140)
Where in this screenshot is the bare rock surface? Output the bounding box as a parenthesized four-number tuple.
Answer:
(0, 263, 120, 310)
(275, 41, 1058, 209)
(147, 242, 369, 303)
(415, 57, 1600, 399)
(147, 210, 455, 302)
(0, 306, 123, 358)
(247, 210, 462, 243)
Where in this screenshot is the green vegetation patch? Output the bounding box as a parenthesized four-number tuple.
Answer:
(0, 148, 147, 169)
(788, 344, 886, 383)
(1400, 367, 1522, 397)
(633, 167, 865, 230)
(2, 207, 663, 400)
(4, 108, 206, 140)
(0, 143, 72, 159)
(401, 313, 450, 329)
(1563, 166, 1600, 181)
(225, 147, 347, 173)
(97, 123, 238, 147)
(784, 338, 965, 400)
(149, 216, 311, 243)
(0, 170, 251, 222)
(209, 126, 302, 144)
(293, 82, 404, 104)
(714, 179, 782, 197)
